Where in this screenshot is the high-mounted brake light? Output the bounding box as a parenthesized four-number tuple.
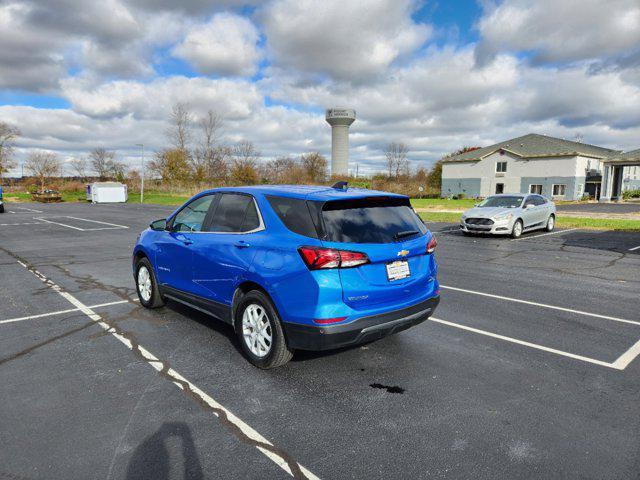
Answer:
(426, 236, 437, 254)
(298, 246, 369, 270)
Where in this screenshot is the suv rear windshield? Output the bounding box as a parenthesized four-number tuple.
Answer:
(321, 197, 427, 244)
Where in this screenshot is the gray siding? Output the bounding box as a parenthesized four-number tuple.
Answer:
(623, 179, 640, 191)
(519, 176, 586, 200)
(441, 178, 481, 198)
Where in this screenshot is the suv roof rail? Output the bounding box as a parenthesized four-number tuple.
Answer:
(331, 181, 348, 190)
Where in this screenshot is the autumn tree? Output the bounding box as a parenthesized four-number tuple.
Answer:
(0, 122, 20, 179)
(149, 149, 192, 188)
(25, 151, 61, 192)
(229, 140, 260, 185)
(301, 152, 328, 183)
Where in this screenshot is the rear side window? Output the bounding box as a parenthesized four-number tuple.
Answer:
(209, 193, 260, 233)
(321, 197, 427, 244)
(266, 195, 318, 238)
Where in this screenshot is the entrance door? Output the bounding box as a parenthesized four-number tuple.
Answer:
(495, 183, 504, 194)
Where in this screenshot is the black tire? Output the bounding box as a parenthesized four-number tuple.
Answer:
(135, 257, 165, 308)
(511, 219, 523, 239)
(0, 204, 4, 213)
(545, 214, 555, 232)
(235, 290, 293, 369)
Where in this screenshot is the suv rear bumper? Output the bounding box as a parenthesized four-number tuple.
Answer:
(282, 295, 440, 351)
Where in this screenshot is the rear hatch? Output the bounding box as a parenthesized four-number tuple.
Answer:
(317, 196, 436, 310)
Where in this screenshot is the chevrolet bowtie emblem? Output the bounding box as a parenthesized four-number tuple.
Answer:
(397, 250, 409, 257)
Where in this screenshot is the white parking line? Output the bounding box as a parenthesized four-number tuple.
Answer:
(629, 245, 640, 252)
(33, 216, 128, 231)
(12, 206, 43, 213)
(14, 260, 319, 480)
(429, 316, 620, 369)
(512, 228, 578, 241)
(0, 300, 133, 325)
(440, 285, 640, 327)
(0, 222, 43, 226)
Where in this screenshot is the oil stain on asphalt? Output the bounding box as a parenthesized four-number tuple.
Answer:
(370, 383, 405, 394)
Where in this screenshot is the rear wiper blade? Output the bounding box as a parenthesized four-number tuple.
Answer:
(394, 230, 419, 240)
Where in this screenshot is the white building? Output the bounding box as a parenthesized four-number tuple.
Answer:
(441, 134, 619, 201)
(601, 149, 640, 201)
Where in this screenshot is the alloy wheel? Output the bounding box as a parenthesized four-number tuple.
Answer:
(137, 266, 152, 302)
(242, 304, 273, 358)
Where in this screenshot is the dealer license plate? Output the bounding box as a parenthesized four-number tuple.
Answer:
(386, 260, 410, 282)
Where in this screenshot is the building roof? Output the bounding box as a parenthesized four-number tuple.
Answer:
(442, 133, 620, 163)
(201, 185, 407, 201)
(603, 148, 640, 164)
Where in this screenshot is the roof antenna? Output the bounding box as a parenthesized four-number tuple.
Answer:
(332, 181, 348, 190)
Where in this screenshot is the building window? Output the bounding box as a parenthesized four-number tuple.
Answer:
(496, 161, 507, 173)
(552, 184, 566, 197)
(495, 183, 504, 194)
(529, 184, 543, 194)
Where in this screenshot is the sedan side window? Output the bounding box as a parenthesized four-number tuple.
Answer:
(523, 196, 536, 207)
(172, 195, 215, 232)
(533, 195, 547, 206)
(209, 193, 261, 233)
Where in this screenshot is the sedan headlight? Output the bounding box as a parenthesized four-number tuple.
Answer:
(461, 213, 467, 220)
(493, 213, 513, 221)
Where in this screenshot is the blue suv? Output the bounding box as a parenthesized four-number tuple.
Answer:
(133, 184, 439, 368)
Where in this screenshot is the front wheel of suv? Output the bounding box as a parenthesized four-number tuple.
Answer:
(135, 257, 165, 309)
(235, 290, 293, 369)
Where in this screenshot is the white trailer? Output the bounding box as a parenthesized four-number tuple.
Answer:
(86, 182, 128, 203)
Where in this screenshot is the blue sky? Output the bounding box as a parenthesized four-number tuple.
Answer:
(0, 0, 639, 176)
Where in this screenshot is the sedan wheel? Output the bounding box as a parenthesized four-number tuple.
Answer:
(511, 220, 523, 238)
(242, 304, 273, 358)
(546, 215, 555, 232)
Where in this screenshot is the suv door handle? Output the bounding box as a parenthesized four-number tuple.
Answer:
(175, 234, 193, 245)
(234, 241, 251, 248)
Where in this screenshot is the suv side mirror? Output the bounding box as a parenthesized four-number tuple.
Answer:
(150, 218, 168, 231)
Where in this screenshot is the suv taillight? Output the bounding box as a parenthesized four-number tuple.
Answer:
(298, 246, 369, 270)
(426, 236, 437, 254)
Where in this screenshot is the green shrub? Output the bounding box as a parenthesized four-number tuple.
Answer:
(623, 189, 640, 199)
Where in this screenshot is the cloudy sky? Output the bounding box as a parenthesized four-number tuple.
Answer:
(1, 0, 639, 176)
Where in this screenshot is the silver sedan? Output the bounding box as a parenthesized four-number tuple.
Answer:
(460, 194, 556, 238)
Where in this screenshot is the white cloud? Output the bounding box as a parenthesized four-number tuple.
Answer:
(60, 76, 262, 120)
(172, 12, 261, 76)
(476, 0, 640, 65)
(261, 0, 431, 81)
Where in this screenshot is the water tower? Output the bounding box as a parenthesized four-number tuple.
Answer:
(325, 108, 356, 176)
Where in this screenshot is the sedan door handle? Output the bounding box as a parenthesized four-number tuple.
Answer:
(234, 241, 251, 248)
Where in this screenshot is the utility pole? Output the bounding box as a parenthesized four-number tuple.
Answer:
(136, 143, 144, 203)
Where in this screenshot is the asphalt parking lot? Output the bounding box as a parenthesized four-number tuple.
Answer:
(1, 202, 639, 479)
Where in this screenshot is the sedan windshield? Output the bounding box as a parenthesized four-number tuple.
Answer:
(478, 196, 524, 208)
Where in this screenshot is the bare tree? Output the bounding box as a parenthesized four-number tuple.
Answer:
(0, 122, 20, 179)
(167, 102, 192, 152)
(193, 110, 224, 183)
(385, 142, 409, 179)
(90, 148, 115, 180)
(231, 140, 260, 169)
(25, 151, 61, 192)
(69, 156, 89, 181)
(262, 156, 295, 183)
(301, 152, 328, 183)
